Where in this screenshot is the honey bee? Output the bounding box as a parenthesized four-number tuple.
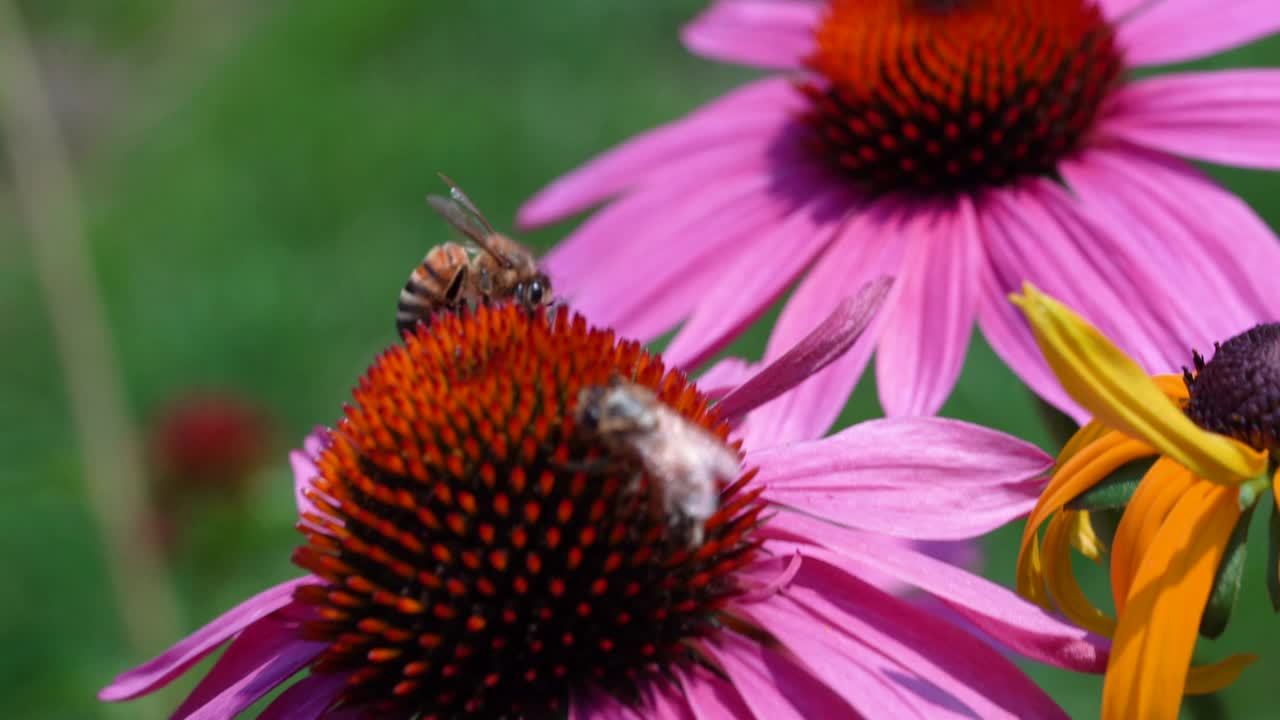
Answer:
(574, 379, 741, 547)
(396, 174, 553, 337)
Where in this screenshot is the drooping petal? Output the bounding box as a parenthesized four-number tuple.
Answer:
(171, 618, 325, 720)
(1102, 481, 1240, 720)
(736, 204, 907, 447)
(702, 632, 860, 720)
(750, 417, 1052, 539)
(1116, 0, 1280, 67)
(1109, 457, 1196, 616)
(1103, 70, 1280, 170)
(716, 276, 891, 420)
(763, 512, 1110, 672)
(99, 578, 314, 701)
(746, 558, 1068, 719)
(518, 76, 803, 228)
(697, 357, 756, 400)
(876, 196, 982, 416)
(681, 0, 823, 70)
(1019, 431, 1155, 608)
(1042, 511, 1117, 637)
(259, 672, 348, 720)
(1012, 283, 1267, 484)
(661, 188, 851, 369)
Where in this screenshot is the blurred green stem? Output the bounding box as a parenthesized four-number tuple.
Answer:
(0, 0, 182, 661)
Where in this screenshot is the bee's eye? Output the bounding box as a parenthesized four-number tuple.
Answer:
(526, 280, 546, 305)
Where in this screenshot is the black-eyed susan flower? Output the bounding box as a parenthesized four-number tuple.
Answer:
(100, 293, 1105, 719)
(1014, 283, 1276, 720)
(520, 0, 1280, 427)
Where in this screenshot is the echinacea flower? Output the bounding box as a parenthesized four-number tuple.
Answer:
(521, 0, 1280, 424)
(101, 297, 1105, 719)
(1014, 283, 1276, 720)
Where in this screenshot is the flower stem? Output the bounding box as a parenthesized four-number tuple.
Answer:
(0, 0, 183, 659)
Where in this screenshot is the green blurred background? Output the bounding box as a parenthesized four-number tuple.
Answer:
(3, 2, 1278, 718)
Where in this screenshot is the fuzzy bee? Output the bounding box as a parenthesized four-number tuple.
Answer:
(396, 174, 553, 337)
(574, 379, 740, 547)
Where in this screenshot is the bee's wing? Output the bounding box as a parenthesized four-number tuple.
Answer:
(427, 173, 515, 269)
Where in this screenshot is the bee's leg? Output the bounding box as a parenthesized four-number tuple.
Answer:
(553, 457, 615, 474)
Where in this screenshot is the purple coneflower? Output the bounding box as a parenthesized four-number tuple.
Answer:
(521, 0, 1280, 423)
(100, 293, 1103, 719)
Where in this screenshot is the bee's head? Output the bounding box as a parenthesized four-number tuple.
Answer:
(516, 272, 553, 309)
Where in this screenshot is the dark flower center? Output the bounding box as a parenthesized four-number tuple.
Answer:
(1184, 323, 1280, 453)
(291, 305, 763, 718)
(800, 0, 1122, 195)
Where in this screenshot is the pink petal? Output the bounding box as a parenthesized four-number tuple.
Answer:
(290, 433, 328, 520)
(259, 672, 348, 720)
(1103, 70, 1280, 170)
(762, 512, 1110, 673)
(876, 197, 982, 416)
(697, 357, 756, 400)
(518, 77, 803, 228)
(976, 178, 1178, 419)
(1098, 0, 1150, 21)
(716, 276, 891, 420)
(676, 666, 754, 720)
(660, 188, 851, 370)
(734, 599, 934, 718)
(746, 559, 1067, 719)
(681, 0, 823, 70)
(172, 619, 325, 720)
(702, 632, 860, 720)
(543, 141, 774, 299)
(974, 258, 1083, 423)
(563, 158, 828, 343)
(99, 578, 314, 701)
(748, 417, 1051, 539)
(1061, 144, 1280, 339)
(642, 677, 698, 720)
(734, 552, 803, 603)
(736, 204, 908, 447)
(1117, 0, 1280, 67)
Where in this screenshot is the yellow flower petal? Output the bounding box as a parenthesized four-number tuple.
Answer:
(1012, 284, 1265, 484)
(1043, 511, 1115, 637)
(1102, 481, 1240, 720)
(1018, 431, 1153, 605)
(1070, 510, 1105, 562)
(1185, 654, 1258, 695)
(1109, 458, 1196, 616)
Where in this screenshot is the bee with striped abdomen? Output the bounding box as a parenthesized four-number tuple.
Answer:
(396, 174, 553, 336)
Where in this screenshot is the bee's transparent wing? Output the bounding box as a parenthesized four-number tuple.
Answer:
(426, 173, 514, 269)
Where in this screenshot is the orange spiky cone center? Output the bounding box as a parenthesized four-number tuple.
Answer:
(292, 305, 764, 717)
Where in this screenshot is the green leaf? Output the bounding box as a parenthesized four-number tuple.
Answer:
(1200, 504, 1254, 639)
(1087, 507, 1124, 550)
(1268, 501, 1280, 613)
(1066, 458, 1155, 511)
